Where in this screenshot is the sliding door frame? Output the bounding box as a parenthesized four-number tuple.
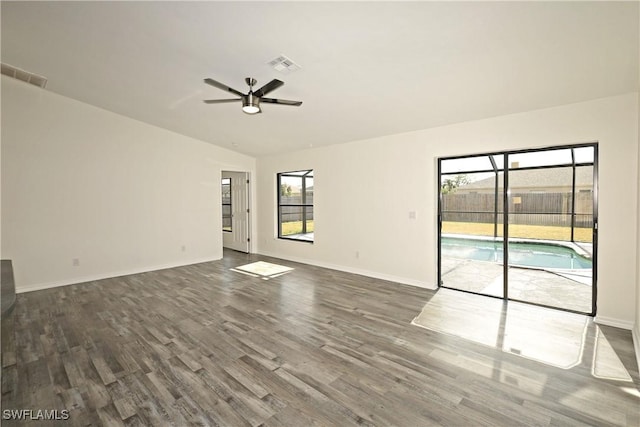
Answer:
(437, 142, 598, 316)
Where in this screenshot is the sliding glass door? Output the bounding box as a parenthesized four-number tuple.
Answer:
(438, 144, 597, 315)
(439, 154, 505, 298)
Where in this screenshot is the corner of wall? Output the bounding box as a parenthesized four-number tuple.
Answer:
(636, 89, 640, 372)
(635, 0, 640, 370)
(2, 77, 252, 291)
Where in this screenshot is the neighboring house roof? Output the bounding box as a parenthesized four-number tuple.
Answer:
(457, 167, 593, 191)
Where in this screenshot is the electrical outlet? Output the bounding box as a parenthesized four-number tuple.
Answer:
(181, 245, 186, 252)
(355, 251, 360, 259)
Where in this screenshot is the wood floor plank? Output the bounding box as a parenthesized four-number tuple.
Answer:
(96, 403, 126, 427)
(1, 249, 639, 426)
(90, 351, 118, 385)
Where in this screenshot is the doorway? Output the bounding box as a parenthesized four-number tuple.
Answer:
(222, 171, 250, 253)
(438, 144, 597, 315)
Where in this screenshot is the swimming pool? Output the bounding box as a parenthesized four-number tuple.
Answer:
(441, 237, 592, 270)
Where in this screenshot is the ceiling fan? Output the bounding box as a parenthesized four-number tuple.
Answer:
(203, 77, 302, 115)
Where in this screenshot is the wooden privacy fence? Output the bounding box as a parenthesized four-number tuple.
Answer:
(280, 194, 314, 223)
(442, 192, 593, 227)
(281, 207, 314, 223)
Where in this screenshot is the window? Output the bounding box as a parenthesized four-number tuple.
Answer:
(222, 177, 232, 232)
(278, 169, 314, 242)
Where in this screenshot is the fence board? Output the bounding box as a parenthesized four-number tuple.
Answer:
(442, 192, 593, 227)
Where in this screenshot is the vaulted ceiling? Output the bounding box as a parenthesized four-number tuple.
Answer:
(2, 2, 638, 157)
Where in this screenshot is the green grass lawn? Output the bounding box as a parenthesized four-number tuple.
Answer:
(281, 220, 314, 235)
(442, 221, 593, 242)
(281, 220, 591, 242)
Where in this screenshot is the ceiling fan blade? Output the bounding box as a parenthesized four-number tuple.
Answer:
(204, 78, 244, 97)
(261, 98, 303, 106)
(203, 99, 242, 104)
(254, 79, 284, 97)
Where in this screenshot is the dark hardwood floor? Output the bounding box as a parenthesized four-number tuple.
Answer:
(2, 249, 639, 426)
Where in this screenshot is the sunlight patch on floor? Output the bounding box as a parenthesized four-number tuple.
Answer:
(231, 261, 294, 280)
(412, 289, 634, 387)
(592, 327, 633, 382)
(412, 289, 587, 369)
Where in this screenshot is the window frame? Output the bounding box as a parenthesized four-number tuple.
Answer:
(277, 169, 314, 243)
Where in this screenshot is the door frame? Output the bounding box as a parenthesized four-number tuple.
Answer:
(222, 170, 251, 253)
(437, 142, 598, 316)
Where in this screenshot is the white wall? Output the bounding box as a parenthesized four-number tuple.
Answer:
(635, 90, 640, 362)
(633, 4, 640, 369)
(1, 76, 256, 292)
(257, 93, 639, 328)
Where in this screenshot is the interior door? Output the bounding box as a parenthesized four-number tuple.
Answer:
(222, 171, 250, 253)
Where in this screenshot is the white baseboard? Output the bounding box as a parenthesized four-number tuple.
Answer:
(594, 315, 634, 330)
(16, 256, 221, 294)
(257, 250, 438, 291)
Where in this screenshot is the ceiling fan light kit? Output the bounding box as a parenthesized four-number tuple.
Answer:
(242, 93, 260, 115)
(203, 76, 302, 115)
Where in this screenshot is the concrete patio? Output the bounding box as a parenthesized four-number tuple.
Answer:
(441, 257, 593, 313)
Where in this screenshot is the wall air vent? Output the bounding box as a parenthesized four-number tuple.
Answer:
(1, 63, 47, 88)
(267, 55, 301, 73)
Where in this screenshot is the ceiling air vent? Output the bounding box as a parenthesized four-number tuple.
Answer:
(268, 55, 301, 73)
(1, 63, 47, 88)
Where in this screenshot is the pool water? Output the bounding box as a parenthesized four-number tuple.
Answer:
(441, 237, 592, 270)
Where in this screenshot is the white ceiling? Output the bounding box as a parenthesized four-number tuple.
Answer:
(2, 1, 638, 157)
